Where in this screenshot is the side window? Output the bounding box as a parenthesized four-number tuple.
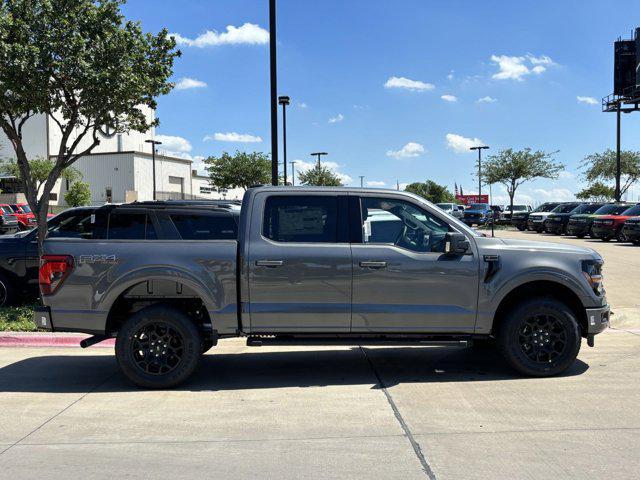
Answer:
(108, 213, 156, 240)
(263, 196, 338, 243)
(360, 197, 451, 253)
(47, 212, 98, 240)
(170, 213, 237, 240)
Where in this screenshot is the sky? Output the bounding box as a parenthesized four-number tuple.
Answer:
(122, 0, 640, 205)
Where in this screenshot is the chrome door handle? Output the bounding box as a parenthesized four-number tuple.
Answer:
(359, 261, 387, 269)
(255, 260, 284, 267)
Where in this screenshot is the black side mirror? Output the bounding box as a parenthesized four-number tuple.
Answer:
(444, 232, 469, 255)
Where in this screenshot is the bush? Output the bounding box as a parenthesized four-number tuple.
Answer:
(0, 305, 37, 332)
(64, 181, 92, 207)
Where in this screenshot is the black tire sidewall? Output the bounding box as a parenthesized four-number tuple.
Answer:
(115, 305, 202, 389)
(0, 273, 15, 307)
(498, 298, 581, 377)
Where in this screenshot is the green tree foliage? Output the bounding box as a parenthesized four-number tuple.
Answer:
(0, 0, 179, 251)
(575, 182, 615, 202)
(205, 151, 272, 190)
(2, 158, 80, 195)
(404, 180, 457, 203)
(64, 181, 92, 207)
(483, 148, 564, 213)
(298, 165, 343, 186)
(580, 149, 640, 200)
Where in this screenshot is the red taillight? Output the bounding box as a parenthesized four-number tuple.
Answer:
(39, 255, 74, 295)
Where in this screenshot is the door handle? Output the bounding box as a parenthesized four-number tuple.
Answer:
(359, 261, 387, 269)
(255, 260, 284, 267)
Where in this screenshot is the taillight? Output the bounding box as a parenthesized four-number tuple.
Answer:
(39, 255, 74, 295)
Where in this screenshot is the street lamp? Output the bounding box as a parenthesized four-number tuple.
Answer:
(290, 160, 298, 186)
(278, 95, 290, 185)
(145, 139, 162, 200)
(311, 152, 328, 169)
(469, 145, 489, 200)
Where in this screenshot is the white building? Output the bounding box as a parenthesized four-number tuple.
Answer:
(0, 108, 244, 205)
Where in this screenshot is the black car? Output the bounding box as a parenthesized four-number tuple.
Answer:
(623, 217, 640, 245)
(524, 202, 562, 232)
(0, 201, 239, 307)
(545, 202, 602, 235)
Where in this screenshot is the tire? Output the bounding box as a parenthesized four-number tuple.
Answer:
(601, 237, 611, 242)
(0, 272, 16, 307)
(616, 227, 627, 243)
(497, 297, 581, 377)
(576, 234, 585, 239)
(201, 338, 215, 354)
(516, 225, 526, 231)
(115, 304, 202, 389)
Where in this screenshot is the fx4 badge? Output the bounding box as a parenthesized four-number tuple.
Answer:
(78, 254, 117, 264)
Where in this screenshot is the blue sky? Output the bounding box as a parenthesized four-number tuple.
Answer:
(123, 0, 640, 205)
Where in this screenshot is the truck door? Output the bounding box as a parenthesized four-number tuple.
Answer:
(247, 193, 352, 332)
(350, 195, 479, 333)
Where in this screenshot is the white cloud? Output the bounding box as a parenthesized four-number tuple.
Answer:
(558, 170, 575, 179)
(490, 54, 555, 81)
(366, 180, 386, 187)
(296, 102, 308, 109)
(441, 94, 458, 102)
(328, 113, 344, 124)
(476, 96, 497, 103)
(171, 23, 269, 48)
(531, 188, 574, 201)
(154, 135, 192, 154)
(384, 76, 435, 91)
(577, 96, 598, 105)
(447, 71, 454, 80)
(445, 133, 484, 153)
(399, 182, 409, 191)
(204, 132, 262, 143)
(293, 160, 353, 185)
(174, 77, 207, 90)
(386, 142, 425, 159)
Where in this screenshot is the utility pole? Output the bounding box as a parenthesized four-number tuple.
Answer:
(290, 160, 297, 186)
(269, 0, 278, 185)
(278, 95, 290, 185)
(359, 175, 365, 187)
(145, 139, 162, 201)
(310, 152, 328, 169)
(616, 101, 621, 201)
(470, 145, 489, 200)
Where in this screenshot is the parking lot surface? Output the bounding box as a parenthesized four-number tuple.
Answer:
(1, 230, 639, 479)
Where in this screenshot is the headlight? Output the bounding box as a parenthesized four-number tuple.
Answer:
(582, 259, 604, 296)
(600, 220, 614, 226)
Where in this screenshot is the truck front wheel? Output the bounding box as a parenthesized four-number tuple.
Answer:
(497, 298, 581, 377)
(115, 305, 202, 389)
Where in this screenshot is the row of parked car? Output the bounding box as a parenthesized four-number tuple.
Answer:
(0, 203, 56, 235)
(438, 200, 640, 245)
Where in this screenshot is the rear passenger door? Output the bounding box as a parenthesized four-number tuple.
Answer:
(247, 193, 352, 332)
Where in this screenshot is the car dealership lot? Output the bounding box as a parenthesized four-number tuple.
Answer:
(1, 230, 639, 479)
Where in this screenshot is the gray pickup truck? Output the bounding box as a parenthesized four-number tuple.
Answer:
(35, 187, 610, 388)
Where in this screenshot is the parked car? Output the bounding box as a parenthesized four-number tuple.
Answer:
(0, 201, 240, 307)
(543, 202, 583, 234)
(526, 202, 562, 232)
(567, 203, 634, 239)
(623, 217, 640, 245)
(36, 186, 610, 388)
(490, 205, 504, 223)
(591, 203, 640, 242)
(8, 203, 55, 230)
(462, 203, 493, 226)
(435, 202, 464, 219)
(546, 203, 606, 235)
(499, 205, 531, 225)
(0, 204, 20, 235)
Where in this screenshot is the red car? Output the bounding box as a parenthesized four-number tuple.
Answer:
(8, 203, 54, 230)
(590, 203, 640, 242)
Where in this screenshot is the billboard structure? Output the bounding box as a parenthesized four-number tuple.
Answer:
(456, 194, 489, 205)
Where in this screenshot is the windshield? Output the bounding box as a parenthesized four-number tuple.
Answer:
(468, 203, 488, 210)
(1, 206, 13, 215)
(594, 204, 635, 215)
(510, 205, 527, 211)
(572, 203, 602, 214)
(19, 204, 32, 213)
(533, 203, 558, 213)
(435, 203, 453, 210)
(621, 204, 640, 216)
(553, 203, 580, 214)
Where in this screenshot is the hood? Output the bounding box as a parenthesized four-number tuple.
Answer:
(495, 237, 597, 255)
(595, 214, 628, 221)
(570, 213, 597, 219)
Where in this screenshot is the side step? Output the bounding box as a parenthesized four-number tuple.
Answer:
(246, 334, 472, 348)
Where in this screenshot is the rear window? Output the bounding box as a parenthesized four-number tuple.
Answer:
(170, 213, 237, 240)
(107, 213, 156, 240)
(1, 206, 13, 214)
(594, 204, 634, 215)
(263, 196, 338, 243)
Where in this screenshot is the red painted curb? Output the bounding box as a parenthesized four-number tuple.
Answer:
(0, 333, 115, 348)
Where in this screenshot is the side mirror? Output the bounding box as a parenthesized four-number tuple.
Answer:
(444, 232, 469, 255)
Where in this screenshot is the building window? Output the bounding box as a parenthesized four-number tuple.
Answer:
(105, 187, 113, 203)
(49, 193, 58, 201)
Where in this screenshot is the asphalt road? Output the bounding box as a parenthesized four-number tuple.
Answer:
(1, 230, 639, 479)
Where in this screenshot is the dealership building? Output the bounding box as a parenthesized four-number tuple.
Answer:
(0, 107, 243, 206)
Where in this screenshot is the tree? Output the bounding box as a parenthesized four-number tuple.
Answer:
(2, 158, 81, 196)
(205, 151, 271, 190)
(483, 148, 564, 214)
(575, 182, 615, 202)
(404, 180, 457, 203)
(64, 181, 92, 207)
(298, 165, 343, 186)
(0, 0, 179, 252)
(580, 149, 640, 201)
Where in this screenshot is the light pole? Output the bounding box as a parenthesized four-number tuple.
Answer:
(470, 145, 489, 200)
(278, 95, 290, 185)
(290, 160, 298, 186)
(145, 139, 162, 200)
(311, 152, 328, 169)
(269, 0, 278, 186)
(359, 175, 365, 187)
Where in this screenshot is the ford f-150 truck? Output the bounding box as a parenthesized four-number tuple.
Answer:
(35, 187, 610, 388)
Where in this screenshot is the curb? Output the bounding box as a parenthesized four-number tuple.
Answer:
(0, 332, 115, 348)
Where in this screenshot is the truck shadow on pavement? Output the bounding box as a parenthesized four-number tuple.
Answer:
(0, 345, 589, 393)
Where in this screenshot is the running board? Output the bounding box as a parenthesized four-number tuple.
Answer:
(246, 335, 472, 347)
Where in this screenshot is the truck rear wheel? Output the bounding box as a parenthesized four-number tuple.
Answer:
(497, 298, 581, 377)
(115, 305, 202, 389)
